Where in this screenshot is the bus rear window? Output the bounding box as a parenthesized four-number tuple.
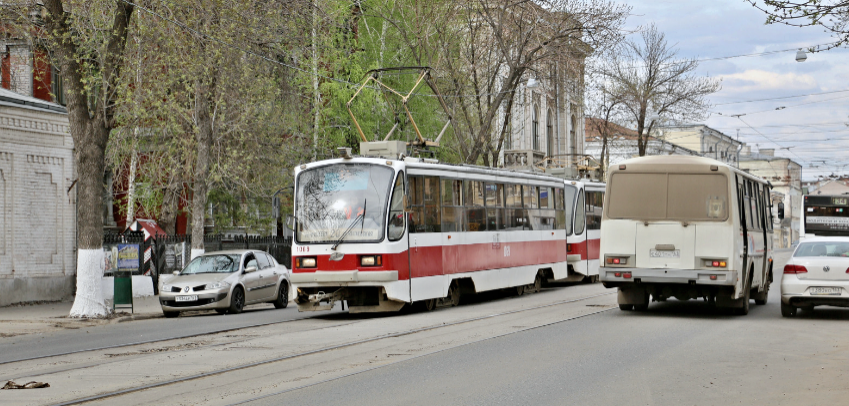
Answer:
(607, 173, 728, 221)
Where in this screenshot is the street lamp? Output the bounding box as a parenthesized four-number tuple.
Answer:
(795, 49, 807, 62)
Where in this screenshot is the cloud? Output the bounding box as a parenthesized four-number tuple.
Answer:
(719, 70, 818, 93)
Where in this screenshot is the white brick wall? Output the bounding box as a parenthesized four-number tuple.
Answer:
(0, 101, 75, 305)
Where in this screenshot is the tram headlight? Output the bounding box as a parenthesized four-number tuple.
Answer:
(297, 257, 317, 268)
(360, 255, 382, 267)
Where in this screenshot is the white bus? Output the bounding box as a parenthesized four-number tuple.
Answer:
(599, 156, 775, 315)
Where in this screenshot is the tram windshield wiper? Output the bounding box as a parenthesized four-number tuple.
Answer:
(331, 199, 367, 251)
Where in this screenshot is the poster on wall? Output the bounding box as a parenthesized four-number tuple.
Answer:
(117, 244, 140, 270)
(103, 246, 119, 275)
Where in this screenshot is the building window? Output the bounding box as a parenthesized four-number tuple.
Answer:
(532, 105, 540, 151)
(546, 108, 554, 157)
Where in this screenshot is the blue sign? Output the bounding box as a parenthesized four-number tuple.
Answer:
(117, 244, 140, 270)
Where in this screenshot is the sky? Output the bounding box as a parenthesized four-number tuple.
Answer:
(619, 0, 849, 180)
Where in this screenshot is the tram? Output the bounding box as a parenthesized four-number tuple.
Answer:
(289, 145, 602, 313)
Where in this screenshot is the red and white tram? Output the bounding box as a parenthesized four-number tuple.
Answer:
(289, 153, 602, 312)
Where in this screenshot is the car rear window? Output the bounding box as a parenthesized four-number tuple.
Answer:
(794, 242, 849, 257)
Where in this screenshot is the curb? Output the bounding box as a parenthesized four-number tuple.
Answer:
(114, 313, 164, 323)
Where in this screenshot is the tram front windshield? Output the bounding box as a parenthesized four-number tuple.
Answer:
(296, 163, 395, 244)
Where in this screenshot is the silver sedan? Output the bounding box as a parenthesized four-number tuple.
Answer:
(781, 237, 849, 317)
(159, 250, 290, 318)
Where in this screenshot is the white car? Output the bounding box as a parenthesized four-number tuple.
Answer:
(780, 237, 849, 317)
(159, 250, 291, 318)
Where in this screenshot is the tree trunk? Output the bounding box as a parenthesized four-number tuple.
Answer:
(69, 122, 111, 317)
(159, 156, 183, 235)
(191, 82, 214, 259)
(125, 134, 138, 226)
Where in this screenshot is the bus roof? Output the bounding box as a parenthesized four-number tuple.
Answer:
(611, 155, 769, 185)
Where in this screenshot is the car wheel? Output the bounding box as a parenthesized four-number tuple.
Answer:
(229, 286, 245, 314)
(163, 311, 180, 318)
(618, 304, 634, 311)
(273, 282, 289, 309)
(781, 302, 797, 317)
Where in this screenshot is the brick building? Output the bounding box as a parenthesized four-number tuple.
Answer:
(0, 87, 74, 306)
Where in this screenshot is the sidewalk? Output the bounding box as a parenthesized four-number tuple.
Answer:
(0, 296, 164, 338)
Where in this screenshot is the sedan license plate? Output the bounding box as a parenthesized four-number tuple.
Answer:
(175, 295, 198, 302)
(809, 287, 841, 296)
(650, 249, 680, 258)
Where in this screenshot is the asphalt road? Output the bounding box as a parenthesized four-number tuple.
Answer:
(0, 304, 344, 364)
(248, 250, 849, 406)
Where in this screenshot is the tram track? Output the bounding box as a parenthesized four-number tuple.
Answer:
(40, 291, 614, 406)
(0, 310, 343, 366)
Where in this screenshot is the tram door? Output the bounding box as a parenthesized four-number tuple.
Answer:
(407, 176, 443, 301)
(571, 189, 588, 276)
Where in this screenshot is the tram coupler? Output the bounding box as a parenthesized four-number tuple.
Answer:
(297, 288, 347, 312)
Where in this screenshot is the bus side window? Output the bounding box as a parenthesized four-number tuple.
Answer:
(574, 190, 586, 235)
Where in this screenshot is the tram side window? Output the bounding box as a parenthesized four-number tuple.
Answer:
(466, 180, 486, 232)
(554, 188, 567, 231)
(442, 178, 464, 232)
(387, 173, 406, 241)
(408, 176, 423, 234)
(574, 190, 586, 235)
(485, 183, 504, 231)
(586, 191, 603, 230)
(538, 186, 555, 230)
(503, 184, 525, 229)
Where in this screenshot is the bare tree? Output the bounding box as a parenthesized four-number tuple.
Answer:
(599, 25, 720, 156)
(748, 1, 849, 49)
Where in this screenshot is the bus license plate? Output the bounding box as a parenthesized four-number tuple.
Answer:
(650, 249, 680, 258)
(176, 295, 198, 302)
(809, 287, 841, 296)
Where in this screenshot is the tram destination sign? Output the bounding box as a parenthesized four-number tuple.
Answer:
(805, 195, 849, 207)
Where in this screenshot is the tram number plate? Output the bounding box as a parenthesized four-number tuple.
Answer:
(809, 287, 841, 296)
(650, 249, 680, 258)
(175, 295, 198, 302)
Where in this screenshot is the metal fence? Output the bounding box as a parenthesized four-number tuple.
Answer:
(104, 233, 292, 295)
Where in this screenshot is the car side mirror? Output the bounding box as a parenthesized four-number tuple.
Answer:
(245, 266, 258, 274)
(172, 271, 180, 276)
(285, 214, 296, 230)
(777, 202, 785, 220)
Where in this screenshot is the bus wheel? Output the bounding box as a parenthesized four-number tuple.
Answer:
(634, 292, 650, 311)
(754, 280, 769, 305)
(618, 304, 634, 311)
(735, 278, 751, 316)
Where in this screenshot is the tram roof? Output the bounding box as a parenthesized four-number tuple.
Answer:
(297, 156, 597, 186)
(613, 155, 769, 185)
